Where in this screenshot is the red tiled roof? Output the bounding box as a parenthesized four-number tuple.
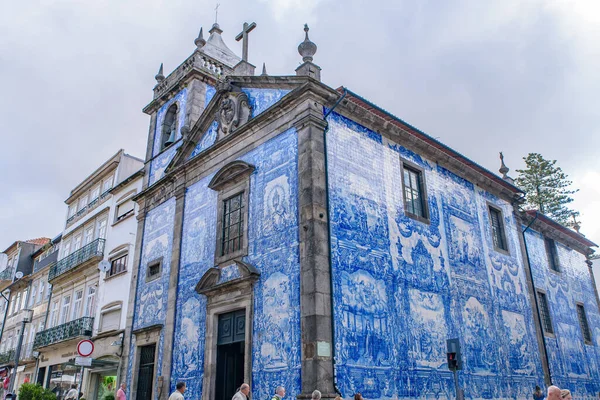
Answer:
(336, 87, 523, 195)
(525, 210, 597, 248)
(25, 237, 51, 246)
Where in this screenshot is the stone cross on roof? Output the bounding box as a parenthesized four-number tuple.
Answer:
(235, 22, 256, 62)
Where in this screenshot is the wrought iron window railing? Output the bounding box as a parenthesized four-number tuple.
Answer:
(33, 317, 93, 349)
(0, 349, 15, 365)
(0, 268, 13, 281)
(48, 239, 105, 281)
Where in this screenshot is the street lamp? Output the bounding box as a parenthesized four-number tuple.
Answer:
(9, 309, 33, 393)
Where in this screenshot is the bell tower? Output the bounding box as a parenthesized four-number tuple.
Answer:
(141, 22, 246, 188)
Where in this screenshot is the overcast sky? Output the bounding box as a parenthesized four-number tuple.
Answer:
(1, 0, 599, 254)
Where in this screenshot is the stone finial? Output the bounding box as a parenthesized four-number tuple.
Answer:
(261, 62, 268, 76)
(572, 213, 581, 233)
(298, 24, 317, 62)
(155, 63, 165, 83)
(195, 27, 206, 49)
(498, 151, 514, 183)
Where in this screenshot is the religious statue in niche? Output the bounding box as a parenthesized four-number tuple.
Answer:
(216, 83, 252, 139)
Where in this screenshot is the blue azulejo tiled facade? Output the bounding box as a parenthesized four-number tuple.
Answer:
(326, 111, 545, 399)
(169, 127, 301, 400)
(127, 197, 176, 396)
(525, 228, 600, 396)
(127, 31, 599, 399)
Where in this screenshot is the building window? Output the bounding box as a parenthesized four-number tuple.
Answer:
(161, 104, 178, 150)
(102, 176, 113, 196)
(14, 292, 21, 314)
(90, 186, 100, 203)
(402, 163, 428, 221)
(109, 254, 128, 277)
(84, 286, 96, 317)
(115, 199, 135, 222)
(576, 303, 592, 344)
(71, 290, 83, 321)
(37, 282, 44, 304)
(221, 193, 245, 256)
(84, 226, 94, 246)
(73, 235, 82, 252)
(488, 206, 508, 252)
(146, 260, 162, 282)
(545, 238, 560, 272)
(97, 218, 108, 239)
(100, 307, 122, 332)
(59, 295, 71, 324)
(29, 284, 36, 308)
(78, 196, 88, 213)
(537, 291, 554, 335)
(50, 300, 59, 327)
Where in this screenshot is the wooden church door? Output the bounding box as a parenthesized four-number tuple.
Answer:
(215, 310, 246, 400)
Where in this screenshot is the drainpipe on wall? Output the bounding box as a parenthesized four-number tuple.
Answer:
(520, 210, 553, 385)
(322, 87, 348, 396)
(0, 290, 10, 345)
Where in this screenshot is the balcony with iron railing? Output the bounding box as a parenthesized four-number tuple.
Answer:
(33, 250, 58, 274)
(0, 349, 15, 365)
(33, 317, 94, 349)
(0, 268, 13, 282)
(48, 239, 105, 281)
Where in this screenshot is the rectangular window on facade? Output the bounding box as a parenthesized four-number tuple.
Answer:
(576, 304, 592, 344)
(59, 295, 71, 324)
(102, 176, 113, 195)
(29, 284, 36, 307)
(402, 164, 428, 220)
(78, 196, 88, 212)
(146, 260, 162, 282)
(488, 206, 508, 252)
(14, 292, 21, 314)
(68, 205, 76, 219)
(221, 192, 244, 256)
(71, 290, 83, 321)
(97, 218, 107, 239)
(62, 241, 71, 258)
(50, 300, 59, 327)
(84, 227, 94, 246)
(37, 282, 44, 304)
(90, 186, 100, 202)
(545, 238, 560, 272)
(84, 286, 96, 317)
(109, 254, 128, 277)
(22, 288, 28, 310)
(537, 291, 554, 335)
(115, 199, 135, 222)
(100, 309, 121, 332)
(73, 235, 82, 252)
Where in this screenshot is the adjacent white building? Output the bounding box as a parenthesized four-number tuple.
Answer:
(34, 150, 143, 400)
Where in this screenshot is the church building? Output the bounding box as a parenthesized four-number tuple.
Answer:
(121, 20, 600, 400)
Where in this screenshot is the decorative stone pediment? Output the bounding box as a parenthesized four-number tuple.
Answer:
(195, 260, 259, 295)
(208, 160, 255, 191)
(216, 82, 252, 140)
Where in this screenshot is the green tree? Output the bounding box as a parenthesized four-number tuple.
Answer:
(515, 153, 579, 227)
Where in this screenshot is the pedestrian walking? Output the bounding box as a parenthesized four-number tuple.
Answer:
(232, 384, 250, 400)
(117, 383, 127, 400)
(312, 391, 321, 400)
(169, 382, 186, 400)
(65, 385, 79, 400)
(548, 386, 562, 400)
(561, 390, 572, 400)
(271, 386, 285, 400)
(534, 386, 546, 400)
